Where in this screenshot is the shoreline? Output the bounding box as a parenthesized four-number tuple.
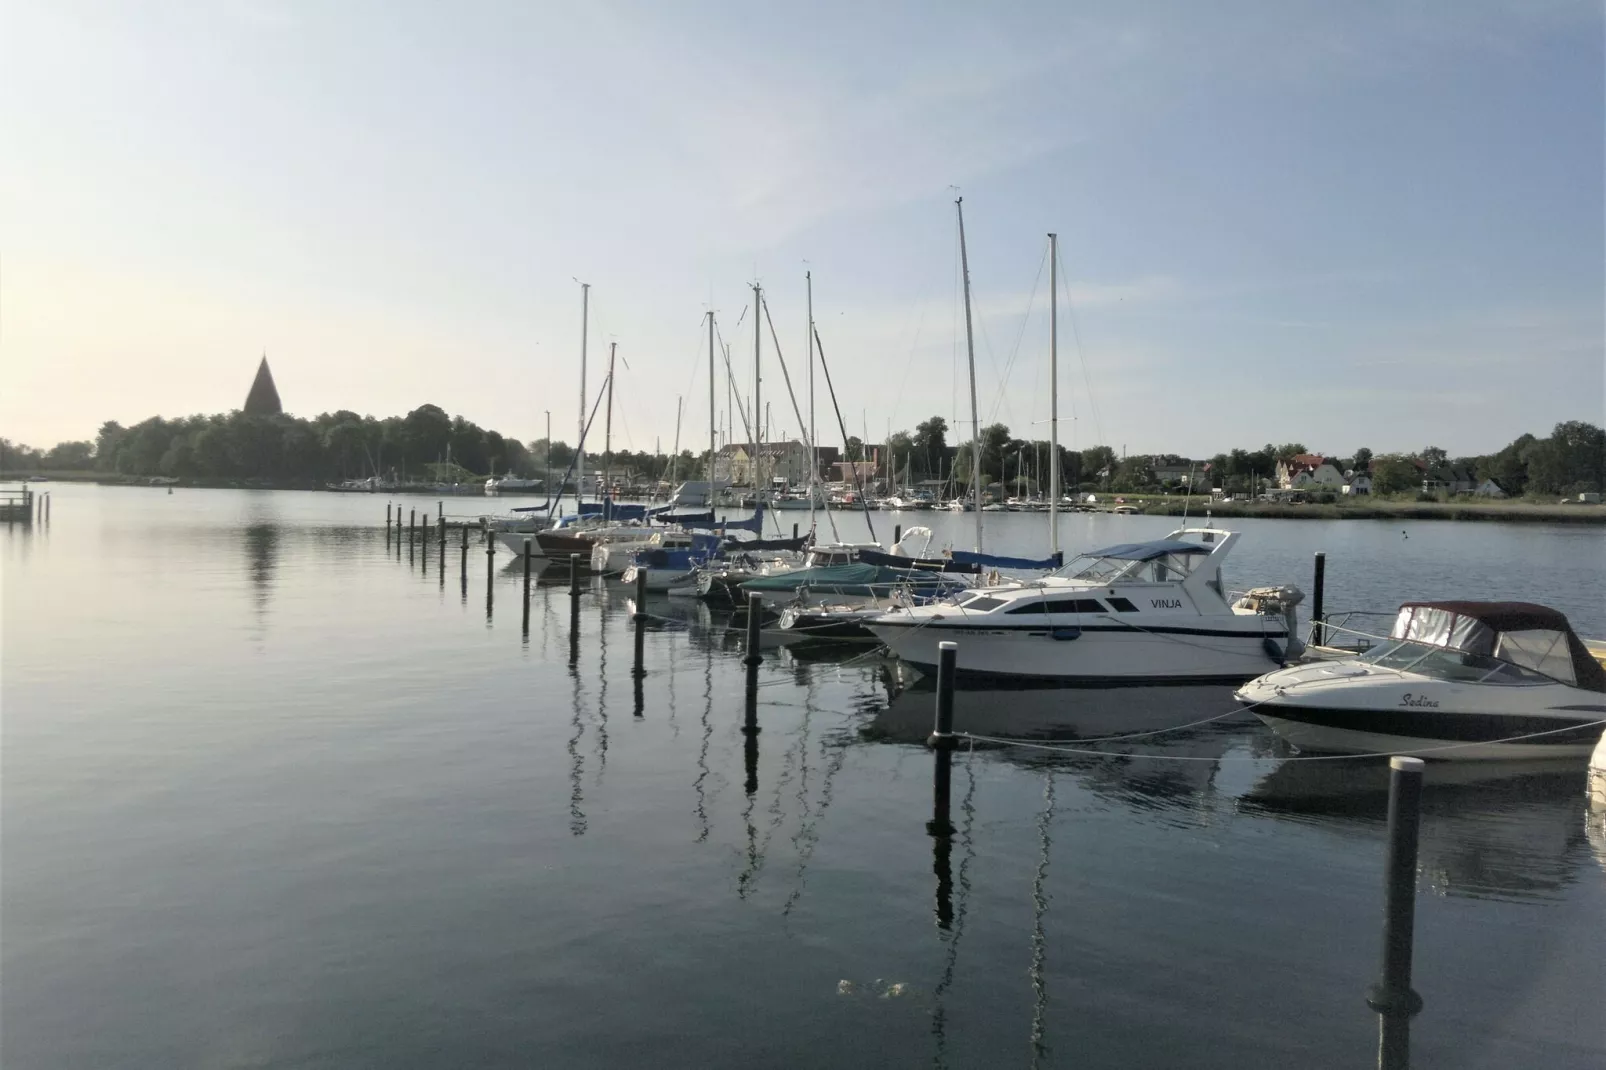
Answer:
(1137, 499, 1606, 524)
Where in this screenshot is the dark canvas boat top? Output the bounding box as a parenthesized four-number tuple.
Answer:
(1391, 601, 1605, 692)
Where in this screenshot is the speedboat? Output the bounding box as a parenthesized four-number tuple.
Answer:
(866, 527, 1297, 684)
(1238, 601, 1606, 760)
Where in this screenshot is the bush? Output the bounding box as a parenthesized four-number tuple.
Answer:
(1415, 491, 1437, 503)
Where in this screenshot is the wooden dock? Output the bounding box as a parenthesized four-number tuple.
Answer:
(1, 483, 47, 525)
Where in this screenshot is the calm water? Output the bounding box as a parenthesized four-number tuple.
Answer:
(4, 486, 1604, 1069)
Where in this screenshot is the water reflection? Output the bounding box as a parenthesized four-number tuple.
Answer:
(242, 521, 279, 623)
(1244, 760, 1592, 902)
(1028, 773, 1057, 1069)
(930, 751, 978, 1067)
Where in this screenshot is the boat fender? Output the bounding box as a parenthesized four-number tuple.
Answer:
(1050, 626, 1082, 642)
(1262, 637, 1285, 664)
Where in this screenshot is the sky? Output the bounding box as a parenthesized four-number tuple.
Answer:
(2, 0, 1602, 460)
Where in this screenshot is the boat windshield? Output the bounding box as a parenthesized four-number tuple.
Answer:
(1386, 605, 1580, 685)
(1358, 637, 1559, 684)
(1055, 552, 1198, 585)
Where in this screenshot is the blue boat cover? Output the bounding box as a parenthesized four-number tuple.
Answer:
(656, 510, 716, 525)
(1081, 540, 1209, 561)
(949, 549, 1066, 570)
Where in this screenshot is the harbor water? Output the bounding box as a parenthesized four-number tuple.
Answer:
(4, 486, 1604, 1068)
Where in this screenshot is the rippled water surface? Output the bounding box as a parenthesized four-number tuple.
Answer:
(4, 486, 1603, 1068)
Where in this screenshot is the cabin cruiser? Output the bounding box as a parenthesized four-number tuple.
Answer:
(592, 528, 703, 575)
(484, 476, 544, 495)
(866, 528, 1296, 684)
(1239, 602, 1606, 760)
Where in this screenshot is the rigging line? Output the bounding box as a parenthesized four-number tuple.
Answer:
(714, 319, 757, 452)
(813, 324, 880, 544)
(760, 297, 839, 541)
(1056, 242, 1104, 448)
(985, 242, 1049, 428)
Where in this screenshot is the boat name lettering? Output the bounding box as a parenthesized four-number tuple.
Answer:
(1150, 599, 1182, 609)
(1400, 692, 1440, 709)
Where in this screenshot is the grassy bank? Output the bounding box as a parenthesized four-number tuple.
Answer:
(1137, 498, 1606, 524)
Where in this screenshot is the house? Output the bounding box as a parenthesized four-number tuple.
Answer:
(834, 460, 877, 483)
(1474, 478, 1506, 498)
(711, 440, 816, 486)
(1152, 462, 1207, 490)
(1342, 472, 1373, 495)
(1276, 454, 1344, 490)
(1422, 465, 1477, 495)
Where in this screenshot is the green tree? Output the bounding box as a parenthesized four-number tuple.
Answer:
(1420, 445, 1448, 468)
(1273, 443, 1308, 463)
(912, 416, 949, 479)
(1351, 447, 1373, 472)
(1371, 454, 1419, 495)
(1080, 445, 1117, 485)
(843, 436, 864, 463)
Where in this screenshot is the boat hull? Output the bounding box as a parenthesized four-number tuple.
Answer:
(1238, 660, 1606, 760)
(868, 619, 1285, 684)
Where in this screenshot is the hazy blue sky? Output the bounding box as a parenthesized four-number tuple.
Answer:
(3, 0, 1601, 459)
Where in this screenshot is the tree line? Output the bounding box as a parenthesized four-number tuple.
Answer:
(4, 404, 1599, 500)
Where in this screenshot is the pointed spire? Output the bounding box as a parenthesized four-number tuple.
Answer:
(244, 354, 283, 415)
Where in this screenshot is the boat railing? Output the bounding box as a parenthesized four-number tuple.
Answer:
(1306, 610, 1397, 652)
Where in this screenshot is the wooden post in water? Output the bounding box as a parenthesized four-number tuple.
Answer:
(385, 503, 392, 546)
(43, 493, 49, 523)
(461, 523, 469, 550)
(1367, 756, 1425, 1019)
(895, 523, 902, 545)
(569, 553, 581, 598)
(632, 567, 648, 681)
(1311, 551, 1327, 647)
(926, 641, 958, 837)
(792, 522, 798, 540)
(409, 508, 416, 543)
(568, 594, 581, 667)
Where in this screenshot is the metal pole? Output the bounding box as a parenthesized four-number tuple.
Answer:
(1367, 756, 1425, 1018)
(1312, 551, 1327, 647)
(1049, 232, 1059, 553)
(577, 282, 589, 510)
(927, 641, 958, 836)
(957, 198, 983, 552)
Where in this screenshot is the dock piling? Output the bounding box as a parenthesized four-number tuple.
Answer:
(44, 493, 49, 523)
(632, 568, 648, 681)
(569, 554, 581, 598)
(522, 539, 533, 632)
(895, 523, 902, 545)
(568, 597, 581, 667)
(1312, 551, 1327, 646)
(1367, 755, 1425, 1018)
(792, 522, 798, 540)
(926, 641, 958, 838)
(742, 592, 763, 734)
(386, 503, 392, 545)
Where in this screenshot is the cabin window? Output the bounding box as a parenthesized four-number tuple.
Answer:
(1107, 597, 1139, 613)
(960, 596, 1009, 613)
(1006, 598, 1107, 615)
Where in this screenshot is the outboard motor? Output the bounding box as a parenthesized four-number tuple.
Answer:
(1234, 585, 1306, 659)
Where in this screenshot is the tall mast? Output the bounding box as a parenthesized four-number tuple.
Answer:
(807, 270, 816, 528)
(1049, 232, 1059, 554)
(603, 341, 616, 510)
(752, 282, 762, 499)
(577, 282, 590, 504)
(707, 311, 717, 487)
(957, 197, 983, 552)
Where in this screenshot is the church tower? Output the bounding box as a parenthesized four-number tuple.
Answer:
(244, 354, 283, 415)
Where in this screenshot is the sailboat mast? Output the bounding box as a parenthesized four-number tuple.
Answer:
(752, 283, 762, 501)
(707, 311, 717, 487)
(1049, 232, 1060, 553)
(957, 197, 983, 552)
(577, 282, 590, 505)
(807, 271, 816, 528)
(603, 341, 616, 508)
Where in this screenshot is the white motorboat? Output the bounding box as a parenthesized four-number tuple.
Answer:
(867, 528, 1297, 684)
(1238, 601, 1606, 760)
(485, 476, 545, 495)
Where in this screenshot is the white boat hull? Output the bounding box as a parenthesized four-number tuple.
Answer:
(1238, 660, 1606, 760)
(868, 617, 1283, 684)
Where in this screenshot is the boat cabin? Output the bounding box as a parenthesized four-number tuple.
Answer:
(1361, 602, 1606, 690)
